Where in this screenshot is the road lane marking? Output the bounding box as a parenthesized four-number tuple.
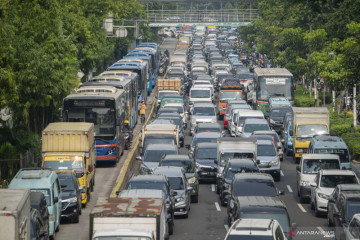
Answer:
(215, 202, 221, 211)
(317, 227, 334, 237)
(286, 185, 293, 193)
(211, 184, 215, 192)
(224, 225, 229, 231)
(297, 203, 307, 213)
(280, 170, 284, 176)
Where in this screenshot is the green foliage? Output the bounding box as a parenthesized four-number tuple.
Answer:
(294, 88, 315, 107)
(342, 133, 360, 160)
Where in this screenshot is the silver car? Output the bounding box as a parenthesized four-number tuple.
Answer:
(256, 139, 281, 182)
(190, 102, 217, 136)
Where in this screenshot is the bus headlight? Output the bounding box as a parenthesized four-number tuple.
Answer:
(106, 147, 116, 155)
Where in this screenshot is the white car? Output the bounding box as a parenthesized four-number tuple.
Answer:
(310, 169, 359, 217)
(234, 110, 263, 136)
(225, 218, 288, 240)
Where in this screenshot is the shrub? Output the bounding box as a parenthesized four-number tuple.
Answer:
(342, 133, 360, 160)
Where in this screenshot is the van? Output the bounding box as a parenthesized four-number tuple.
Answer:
(189, 87, 212, 107)
(8, 169, 62, 239)
(234, 110, 264, 136)
(308, 135, 351, 170)
(296, 154, 340, 203)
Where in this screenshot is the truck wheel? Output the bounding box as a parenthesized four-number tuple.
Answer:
(274, 172, 281, 182)
(73, 211, 79, 223)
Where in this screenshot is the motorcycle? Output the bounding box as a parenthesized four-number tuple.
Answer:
(124, 132, 132, 150)
(159, 56, 168, 76)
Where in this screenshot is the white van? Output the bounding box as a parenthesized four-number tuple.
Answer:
(189, 87, 212, 107)
(235, 110, 265, 136)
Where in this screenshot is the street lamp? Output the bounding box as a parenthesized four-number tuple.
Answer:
(329, 52, 335, 113)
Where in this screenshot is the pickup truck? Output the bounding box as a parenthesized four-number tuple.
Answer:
(141, 123, 179, 153)
(90, 197, 168, 240)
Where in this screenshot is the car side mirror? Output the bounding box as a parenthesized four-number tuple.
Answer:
(136, 156, 142, 161)
(214, 159, 218, 164)
(310, 182, 317, 187)
(54, 197, 59, 203)
(281, 139, 285, 143)
(222, 130, 226, 137)
(88, 165, 94, 172)
(256, 160, 260, 164)
(78, 186, 84, 192)
(229, 199, 235, 209)
(328, 198, 335, 203)
(187, 186, 193, 192)
(278, 190, 285, 195)
(296, 166, 301, 172)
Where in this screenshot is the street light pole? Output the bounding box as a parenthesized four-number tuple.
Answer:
(329, 52, 335, 112)
(354, 85, 357, 127)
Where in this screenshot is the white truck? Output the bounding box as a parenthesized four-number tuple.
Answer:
(141, 123, 179, 153)
(215, 137, 258, 194)
(90, 197, 168, 240)
(291, 107, 330, 163)
(0, 189, 31, 240)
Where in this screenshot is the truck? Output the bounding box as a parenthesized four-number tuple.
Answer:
(0, 189, 31, 240)
(291, 107, 330, 163)
(215, 137, 257, 194)
(141, 123, 179, 153)
(90, 197, 168, 240)
(157, 78, 181, 96)
(42, 122, 95, 207)
(218, 79, 245, 119)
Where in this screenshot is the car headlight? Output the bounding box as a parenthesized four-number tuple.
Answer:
(65, 197, 78, 203)
(176, 194, 185, 202)
(269, 158, 279, 166)
(106, 147, 116, 155)
(216, 173, 222, 178)
(318, 192, 329, 200)
(299, 180, 310, 187)
(188, 177, 196, 184)
(296, 149, 304, 153)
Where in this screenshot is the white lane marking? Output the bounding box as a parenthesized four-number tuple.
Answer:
(286, 185, 293, 193)
(317, 227, 334, 237)
(211, 184, 215, 192)
(215, 202, 221, 211)
(317, 227, 325, 232)
(224, 225, 229, 231)
(297, 203, 307, 213)
(280, 170, 284, 176)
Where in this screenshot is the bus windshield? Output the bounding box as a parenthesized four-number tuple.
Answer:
(67, 107, 115, 138)
(257, 77, 293, 101)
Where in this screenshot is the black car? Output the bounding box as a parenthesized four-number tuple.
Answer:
(267, 106, 292, 133)
(227, 196, 296, 240)
(227, 173, 284, 220)
(328, 190, 360, 239)
(126, 174, 176, 235)
(192, 142, 218, 182)
(219, 159, 260, 206)
(57, 170, 82, 223)
(30, 207, 48, 240)
(30, 192, 49, 238)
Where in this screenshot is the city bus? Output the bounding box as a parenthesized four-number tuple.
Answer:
(131, 47, 158, 88)
(254, 68, 294, 115)
(63, 86, 126, 164)
(107, 62, 147, 104)
(81, 75, 137, 129)
(117, 59, 149, 96)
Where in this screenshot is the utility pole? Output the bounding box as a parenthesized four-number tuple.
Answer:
(329, 52, 336, 112)
(354, 84, 357, 127)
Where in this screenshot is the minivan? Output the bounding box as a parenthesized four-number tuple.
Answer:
(8, 169, 62, 239)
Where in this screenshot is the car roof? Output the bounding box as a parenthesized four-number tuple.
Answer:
(228, 159, 257, 166)
(301, 154, 340, 160)
(162, 154, 191, 161)
(194, 132, 221, 138)
(244, 118, 268, 124)
(320, 169, 356, 176)
(153, 166, 184, 177)
(257, 139, 274, 146)
(197, 122, 221, 128)
(337, 184, 360, 191)
(311, 136, 347, 148)
(129, 174, 167, 182)
(230, 218, 275, 233)
(340, 190, 360, 200)
(253, 130, 278, 136)
(193, 102, 215, 107)
(236, 196, 285, 208)
(117, 189, 164, 199)
(145, 144, 177, 151)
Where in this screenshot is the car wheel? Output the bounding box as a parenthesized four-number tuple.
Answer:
(79, 204, 82, 215)
(191, 195, 198, 203)
(274, 172, 281, 182)
(216, 183, 220, 194)
(168, 220, 174, 235)
(220, 193, 226, 207)
(310, 199, 315, 210)
(73, 212, 79, 223)
(299, 194, 306, 204)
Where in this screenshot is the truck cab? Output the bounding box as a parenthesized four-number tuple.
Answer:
(308, 135, 351, 170)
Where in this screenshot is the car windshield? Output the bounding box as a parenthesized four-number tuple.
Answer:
(314, 149, 350, 163)
(345, 201, 360, 221)
(297, 125, 328, 138)
(158, 117, 181, 127)
(320, 175, 357, 188)
(270, 108, 292, 117)
(193, 107, 215, 116)
(220, 91, 243, 101)
(225, 166, 258, 179)
(190, 89, 211, 98)
(244, 124, 270, 133)
(94, 237, 152, 240)
(195, 147, 217, 160)
(233, 179, 277, 197)
(237, 73, 253, 80)
(144, 149, 177, 162)
(240, 211, 289, 232)
(164, 105, 183, 113)
(59, 176, 76, 191)
(143, 135, 176, 150)
(238, 116, 263, 126)
(167, 177, 185, 190)
(257, 144, 276, 156)
(43, 159, 84, 172)
(127, 181, 168, 197)
(161, 160, 194, 173)
(219, 152, 254, 166)
(192, 137, 218, 149)
(303, 159, 340, 174)
(158, 92, 178, 99)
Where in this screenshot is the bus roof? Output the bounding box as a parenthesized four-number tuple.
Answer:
(254, 68, 293, 78)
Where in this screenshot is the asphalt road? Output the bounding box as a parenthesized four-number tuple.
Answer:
(57, 38, 335, 240)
